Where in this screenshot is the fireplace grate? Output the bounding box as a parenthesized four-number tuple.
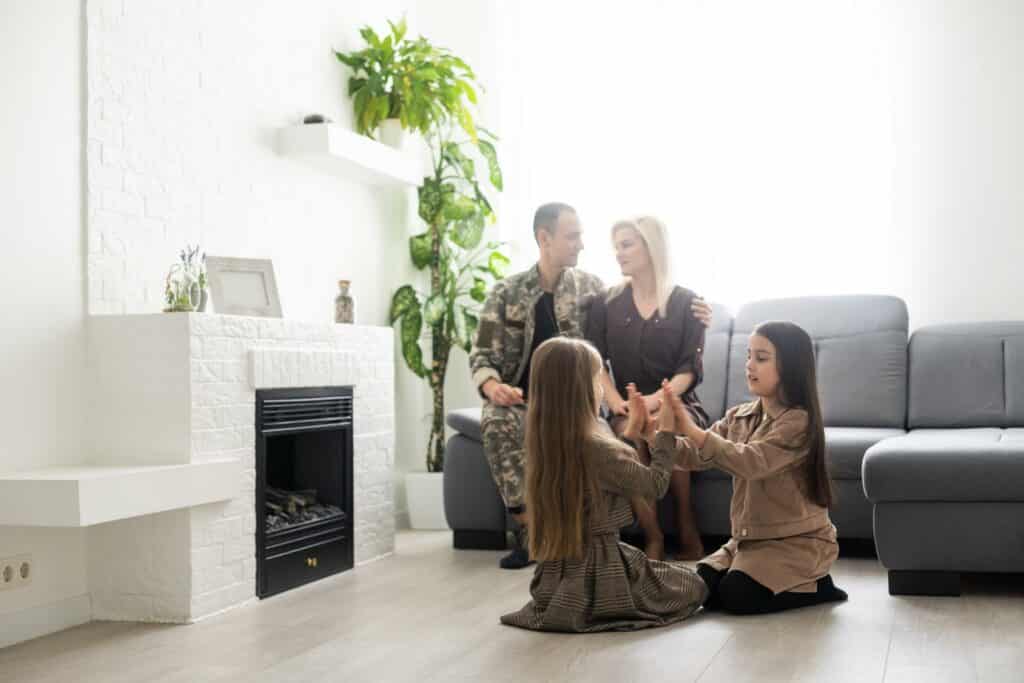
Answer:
(260, 395, 352, 433)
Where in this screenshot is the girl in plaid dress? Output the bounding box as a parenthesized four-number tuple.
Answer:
(500, 337, 707, 632)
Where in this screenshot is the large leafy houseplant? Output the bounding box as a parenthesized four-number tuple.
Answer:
(334, 18, 480, 140)
(390, 124, 508, 472)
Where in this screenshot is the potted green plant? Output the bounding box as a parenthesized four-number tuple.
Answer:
(334, 18, 480, 146)
(163, 245, 205, 313)
(391, 122, 507, 527)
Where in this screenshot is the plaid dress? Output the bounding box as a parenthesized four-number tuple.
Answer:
(500, 437, 708, 632)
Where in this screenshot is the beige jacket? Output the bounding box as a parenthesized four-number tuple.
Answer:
(658, 399, 832, 541)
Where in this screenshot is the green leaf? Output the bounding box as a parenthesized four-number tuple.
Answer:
(400, 311, 427, 378)
(442, 142, 474, 179)
(409, 231, 433, 270)
(457, 79, 478, 104)
(451, 213, 485, 250)
(442, 195, 478, 221)
(453, 303, 468, 348)
(488, 251, 511, 279)
(456, 106, 478, 143)
(462, 310, 479, 352)
(424, 294, 446, 326)
(418, 178, 446, 224)
(470, 277, 488, 303)
(389, 285, 420, 324)
(476, 139, 503, 191)
(359, 26, 381, 48)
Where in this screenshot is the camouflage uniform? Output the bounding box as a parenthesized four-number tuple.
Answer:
(470, 264, 605, 509)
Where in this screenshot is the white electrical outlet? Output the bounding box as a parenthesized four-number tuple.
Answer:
(0, 555, 32, 590)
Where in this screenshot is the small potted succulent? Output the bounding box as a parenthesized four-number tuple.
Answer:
(163, 245, 206, 313)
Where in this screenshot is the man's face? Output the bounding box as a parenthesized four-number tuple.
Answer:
(541, 210, 584, 268)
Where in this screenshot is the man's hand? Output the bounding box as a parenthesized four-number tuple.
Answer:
(691, 297, 713, 328)
(482, 379, 524, 406)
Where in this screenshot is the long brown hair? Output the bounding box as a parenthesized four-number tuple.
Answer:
(753, 321, 834, 508)
(525, 337, 617, 561)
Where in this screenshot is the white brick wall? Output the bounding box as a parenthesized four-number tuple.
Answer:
(84, 0, 416, 325)
(187, 316, 395, 619)
(86, 314, 394, 623)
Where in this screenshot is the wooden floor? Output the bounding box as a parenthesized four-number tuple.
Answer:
(2, 531, 1023, 683)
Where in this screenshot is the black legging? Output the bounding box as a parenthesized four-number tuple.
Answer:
(697, 564, 847, 615)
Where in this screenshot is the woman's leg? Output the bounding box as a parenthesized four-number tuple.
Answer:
(717, 571, 848, 615)
(670, 469, 705, 560)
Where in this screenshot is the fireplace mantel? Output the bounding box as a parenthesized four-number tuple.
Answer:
(46, 313, 397, 624)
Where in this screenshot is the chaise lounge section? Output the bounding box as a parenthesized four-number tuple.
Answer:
(863, 322, 1024, 595)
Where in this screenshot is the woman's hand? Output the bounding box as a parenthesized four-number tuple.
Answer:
(642, 394, 662, 415)
(608, 394, 629, 417)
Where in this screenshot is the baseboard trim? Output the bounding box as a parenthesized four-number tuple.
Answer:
(0, 593, 92, 649)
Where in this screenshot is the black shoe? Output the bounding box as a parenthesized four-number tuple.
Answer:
(817, 575, 848, 602)
(499, 527, 535, 570)
(499, 547, 534, 570)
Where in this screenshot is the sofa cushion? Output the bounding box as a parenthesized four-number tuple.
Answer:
(908, 322, 1024, 429)
(447, 407, 483, 443)
(726, 296, 908, 428)
(698, 303, 733, 424)
(825, 427, 906, 480)
(863, 428, 1024, 503)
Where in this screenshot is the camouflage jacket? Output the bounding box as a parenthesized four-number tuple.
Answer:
(470, 264, 606, 395)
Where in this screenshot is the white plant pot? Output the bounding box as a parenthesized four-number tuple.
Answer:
(377, 118, 405, 149)
(405, 471, 447, 530)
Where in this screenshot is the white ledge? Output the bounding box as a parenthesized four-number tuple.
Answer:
(0, 459, 241, 527)
(277, 123, 422, 187)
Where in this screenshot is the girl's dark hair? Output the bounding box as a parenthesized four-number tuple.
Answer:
(752, 320, 833, 508)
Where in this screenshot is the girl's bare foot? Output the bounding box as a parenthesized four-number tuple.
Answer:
(645, 534, 666, 561)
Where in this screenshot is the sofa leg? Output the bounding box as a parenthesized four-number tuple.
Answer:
(453, 529, 507, 551)
(888, 570, 961, 596)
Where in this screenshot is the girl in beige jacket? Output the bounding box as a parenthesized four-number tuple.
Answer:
(627, 320, 848, 614)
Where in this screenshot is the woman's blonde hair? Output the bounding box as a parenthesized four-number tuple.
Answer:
(525, 337, 619, 561)
(609, 215, 673, 318)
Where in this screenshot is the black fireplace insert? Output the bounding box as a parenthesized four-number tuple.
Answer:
(255, 386, 354, 598)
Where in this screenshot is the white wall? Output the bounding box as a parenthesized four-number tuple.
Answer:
(503, 0, 1024, 331)
(0, 0, 90, 644)
(885, 0, 1024, 329)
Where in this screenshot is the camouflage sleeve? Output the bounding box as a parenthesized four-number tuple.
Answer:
(469, 281, 507, 396)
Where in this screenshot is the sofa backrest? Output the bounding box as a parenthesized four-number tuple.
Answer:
(698, 303, 733, 423)
(724, 295, 908, 428)
(908, 322, 1024, 428)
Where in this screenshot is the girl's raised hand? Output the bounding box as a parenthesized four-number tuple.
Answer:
(656, 380, 677, 433)
(622, 383, 648, 441)
(664, 383, 697, 436)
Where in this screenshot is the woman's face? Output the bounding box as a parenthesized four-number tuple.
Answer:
(612, 227, 652, 277)
(745, 334, 781, 399)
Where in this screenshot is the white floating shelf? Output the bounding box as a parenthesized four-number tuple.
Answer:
(277, 123, 423, 187)
(0, 459, 241, 527)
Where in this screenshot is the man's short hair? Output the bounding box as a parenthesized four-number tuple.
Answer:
(533, 202, 576, 241)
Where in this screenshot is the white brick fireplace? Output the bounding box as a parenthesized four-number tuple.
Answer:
(85, 314, 395, 622)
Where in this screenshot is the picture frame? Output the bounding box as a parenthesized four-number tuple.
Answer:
(205, 256, 283, 318)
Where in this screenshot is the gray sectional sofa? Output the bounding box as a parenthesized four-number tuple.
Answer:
(863, 322, 1024, 595)
(443, 294, 1023, 595)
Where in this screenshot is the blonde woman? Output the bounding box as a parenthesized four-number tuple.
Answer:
(500, 337, 706, 632)
(586, 216, 710, 560)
